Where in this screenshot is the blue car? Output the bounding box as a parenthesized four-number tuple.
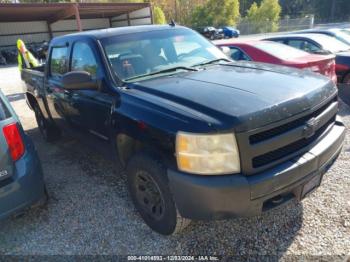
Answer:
(222, 26, 240, 38)
(0, 90, 46, 220)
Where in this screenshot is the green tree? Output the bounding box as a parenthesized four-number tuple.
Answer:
(259, 0, 281, 31)
(175, 0, 206, 25)
(278, 0, 350, 21)
(279, 0, 312, 18)
(153, 5, 167, 24)
(190, 5, 209, 27)
(245, 0, 281, 33)
(190, 0, 240, 27)
(246, 2, 259, 23)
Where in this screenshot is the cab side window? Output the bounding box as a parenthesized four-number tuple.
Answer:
(287, 40, 304, 49)
(303, 41, 321, 53)
(229, 47, 250, 61)
(288, 39, 321, 53)
(71, 42, 98, 77)
(50, 47, 68, 77)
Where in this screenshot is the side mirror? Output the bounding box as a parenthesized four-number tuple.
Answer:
(220, 46, 231, 56)
(62, 71, 97, 90)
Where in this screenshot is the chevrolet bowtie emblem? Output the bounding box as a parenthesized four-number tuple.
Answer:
(303, 118, 319, 139)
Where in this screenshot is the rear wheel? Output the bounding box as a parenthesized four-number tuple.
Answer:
(33, 105, 61, 142)
(126, 152, 191, 235)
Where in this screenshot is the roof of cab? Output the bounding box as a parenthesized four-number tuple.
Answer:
(51, 25, 187, 44)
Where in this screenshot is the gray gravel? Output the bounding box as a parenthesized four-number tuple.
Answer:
(0, 66, 349, 259)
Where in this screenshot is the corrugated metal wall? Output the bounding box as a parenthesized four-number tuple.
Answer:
(111, 7, 152, 27)
(0, 7, 152, 51)
(51, 18, 110, 37)
(0, 21, 49, 49)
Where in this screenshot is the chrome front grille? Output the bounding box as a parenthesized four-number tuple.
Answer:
(236, 95, 338, 175)
(252, 115, 335, 168)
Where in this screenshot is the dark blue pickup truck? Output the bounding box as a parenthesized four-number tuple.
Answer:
(21, 25, 345, 235)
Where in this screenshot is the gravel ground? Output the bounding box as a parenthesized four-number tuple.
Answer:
(0, 66, 349, 260)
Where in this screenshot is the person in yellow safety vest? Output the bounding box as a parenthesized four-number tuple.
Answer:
(17, 39, 39, 71)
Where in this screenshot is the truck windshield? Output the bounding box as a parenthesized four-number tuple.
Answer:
(101, 28, 227, 82)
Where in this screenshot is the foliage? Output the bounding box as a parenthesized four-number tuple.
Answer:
(10, 0, 350, 27)
(190, 0, 240, 27)
(245, 0, 281, 33)
(175, 0, 204, 26)
(153, 5, 167, 24)
(16, 0, 145, 3)
(308, 0, 350, 21)
(278, 0, 350, 21)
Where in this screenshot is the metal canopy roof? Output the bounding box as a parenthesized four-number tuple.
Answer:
(0, 3, 150, 23)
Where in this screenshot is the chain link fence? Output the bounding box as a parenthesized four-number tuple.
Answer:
(237, 17, 314, 35)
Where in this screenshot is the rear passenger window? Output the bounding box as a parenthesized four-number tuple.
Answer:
(0, 99, 10, 121)
(50, 47, 68, 77)
(71, 42, 98, 76)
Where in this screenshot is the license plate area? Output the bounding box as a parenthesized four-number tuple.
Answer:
(301, 175, 321, 199)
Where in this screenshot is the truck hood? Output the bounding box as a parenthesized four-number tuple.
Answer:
(127, 61, 337, 132)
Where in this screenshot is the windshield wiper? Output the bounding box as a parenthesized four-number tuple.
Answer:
(124, 66, 198, 82)
(193, 58, 231, 67)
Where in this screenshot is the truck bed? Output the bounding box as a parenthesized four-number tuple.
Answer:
(21, 65, 45, 95)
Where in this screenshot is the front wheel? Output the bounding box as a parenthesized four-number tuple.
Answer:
(33, 105, 61, 142)
(126, 152, 191, 235)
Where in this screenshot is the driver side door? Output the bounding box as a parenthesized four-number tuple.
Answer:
(64, 40, 113, 139)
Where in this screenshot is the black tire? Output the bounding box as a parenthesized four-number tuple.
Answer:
(33, 104, 61, 142)
(126, 152, 191, 235)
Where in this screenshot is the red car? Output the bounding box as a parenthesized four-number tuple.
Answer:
(215, 40, 337, 84)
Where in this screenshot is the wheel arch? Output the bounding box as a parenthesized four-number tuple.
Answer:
(115, 131, 173, 168)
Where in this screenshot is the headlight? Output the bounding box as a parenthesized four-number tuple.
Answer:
(176, 132, 240, 175)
